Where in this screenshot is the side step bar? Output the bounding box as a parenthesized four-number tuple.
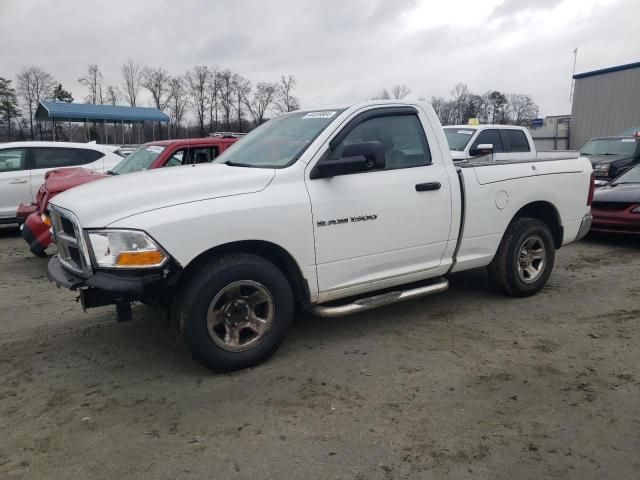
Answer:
(311, 278, 449, 318)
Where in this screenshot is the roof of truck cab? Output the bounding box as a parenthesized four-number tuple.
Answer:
(142, 137, 238, 146)
(444, 125, 528, 130)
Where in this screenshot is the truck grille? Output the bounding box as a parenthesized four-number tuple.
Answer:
(49, 206, 92, 277)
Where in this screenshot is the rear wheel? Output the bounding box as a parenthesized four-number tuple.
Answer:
(174, 253, 294, 372)
(488, 217, 555, 297)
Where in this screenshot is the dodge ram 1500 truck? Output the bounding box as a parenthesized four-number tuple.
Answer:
(47, 101, 594, 372)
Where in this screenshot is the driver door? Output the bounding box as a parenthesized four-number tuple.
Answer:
(305, 108, 452, 300)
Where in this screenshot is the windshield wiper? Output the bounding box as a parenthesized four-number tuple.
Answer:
(106, 170, 119, 175)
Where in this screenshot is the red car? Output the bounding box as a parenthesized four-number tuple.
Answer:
(19, 137, 238, 256)
(591, 165, 640, 234)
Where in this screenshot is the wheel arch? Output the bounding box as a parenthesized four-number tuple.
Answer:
(180, 240, 311, 309)
(510, 201, 563, 248)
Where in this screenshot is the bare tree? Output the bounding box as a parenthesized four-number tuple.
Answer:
(391, 84, 411, 99)
(141, 66, 170, 138)
(206, 67, 220, 132)
(244, 81, 277, 127)
(78, 64, 104, 105)
(105, 86, 120, 106)
(16, 66, 56, 139)
(372, 88, 391, 100)
(185, 65, 211, 136)
(121, 58, 141, 106)
(217, 69, 235, 130)
(274, 74, 300, 114)
(507, 94, 539, 125)
(233, 74, 251, 131)
(168, 75, 187, 138)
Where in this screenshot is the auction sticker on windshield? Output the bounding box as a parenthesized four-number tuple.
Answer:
(146, 146, 165, 153)
(457, 130, 474, 135)
(303, 111, 337, 119)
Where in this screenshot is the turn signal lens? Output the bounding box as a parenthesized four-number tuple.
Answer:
(40, 214, 51, 226)
(115, 250, 166, 266)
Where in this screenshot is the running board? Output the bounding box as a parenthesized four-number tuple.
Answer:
(311, 278, 449, 318)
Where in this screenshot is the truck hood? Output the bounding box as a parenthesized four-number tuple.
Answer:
(50, 163, 275, 227)
(593, 183, 640, 204)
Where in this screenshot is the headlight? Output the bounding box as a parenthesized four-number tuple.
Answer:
(594, 164, 610, 171)
(632, 206, 640, 213)
(87, 230, 167, 269)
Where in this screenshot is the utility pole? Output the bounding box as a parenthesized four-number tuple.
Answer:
(569, 47, 578, 103)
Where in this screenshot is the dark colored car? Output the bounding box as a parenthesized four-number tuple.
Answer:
(579, 134, 640, 184)
(591, 165, 640, 234)
(19, 137, 238, 256)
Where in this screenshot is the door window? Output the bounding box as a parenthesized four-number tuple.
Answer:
(32, 148, 88, 169)
(189, 147, 218, 165)
(164, 149, 187, 167)
(503, 130, 531, 152)
(331, 114, 431, 170)
(0, 149, 26, 172)
(471, 130, 503, 152)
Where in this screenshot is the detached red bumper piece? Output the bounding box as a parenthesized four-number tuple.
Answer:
(21, 212, 52, 257)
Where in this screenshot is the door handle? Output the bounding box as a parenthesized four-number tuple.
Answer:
(9, 179, 28, 184)
(415, 182, 441, 192)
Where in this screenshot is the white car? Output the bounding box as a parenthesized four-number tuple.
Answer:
(0, 141, 122, 223)
(47, 101, 593, 372)
(444, 124, 577, 162)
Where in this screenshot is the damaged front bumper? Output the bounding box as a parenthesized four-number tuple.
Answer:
(47, 255, 180, 309)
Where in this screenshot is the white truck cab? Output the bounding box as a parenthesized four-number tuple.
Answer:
(47, 101, 593, 372)
(444, 125, 577, 162)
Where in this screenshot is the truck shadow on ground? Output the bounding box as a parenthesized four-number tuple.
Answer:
(0, 225, 20, 237)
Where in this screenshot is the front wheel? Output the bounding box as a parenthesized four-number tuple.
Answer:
(488, 217, 556, 297)
(174, 253, 294, 372)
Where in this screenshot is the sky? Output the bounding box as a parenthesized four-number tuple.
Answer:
(1, 0, 638, 118)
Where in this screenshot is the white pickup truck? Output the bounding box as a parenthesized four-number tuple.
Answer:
(444, 124, 578, 162)
(47, 101, 594, 371)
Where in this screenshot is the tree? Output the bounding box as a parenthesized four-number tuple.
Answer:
(488, 90, 507, 123)
(233, 73, 251, 131)
(0, 77, 21, 140)
(372, 88, 391, 100)
(105, 86, 120, 106)
(391, 84, 411, 99)
(16, 66, 56, 139)
(141, 66, 170, 138)
(507, 94, 539, 125)
(121, 58, 141, 107)
(78, 64, 104, 104)
(244, 81, 277, 127)
(185, 65, 211, 136)
(274, 74, 300, 114)
(217, 69, 235, 130)
(52, 84, 73, 103)
(168, 75, 187, 138)
(206, 67, 220, 132)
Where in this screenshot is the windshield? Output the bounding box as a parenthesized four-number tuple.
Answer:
(613, 166, 640, 184)
(579, 138, 638, 156)
(214, 110, 345, 168)
(444, 128, 476, 151)
(111, 145, 165, 174)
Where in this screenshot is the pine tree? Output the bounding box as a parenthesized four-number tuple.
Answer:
(52, 83, 74, 103)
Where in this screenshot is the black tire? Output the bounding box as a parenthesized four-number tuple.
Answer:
(488, 217, 555, 297)
(174, 253, 294, 372)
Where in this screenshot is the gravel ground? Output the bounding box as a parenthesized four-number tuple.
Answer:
(0, 225, 639, 479)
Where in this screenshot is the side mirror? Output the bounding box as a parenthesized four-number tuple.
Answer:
(469, 143, 494, 157)
(311, 141, 385, 179)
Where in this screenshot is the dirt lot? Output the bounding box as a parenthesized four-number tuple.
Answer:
(0, 226, 638, 480)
